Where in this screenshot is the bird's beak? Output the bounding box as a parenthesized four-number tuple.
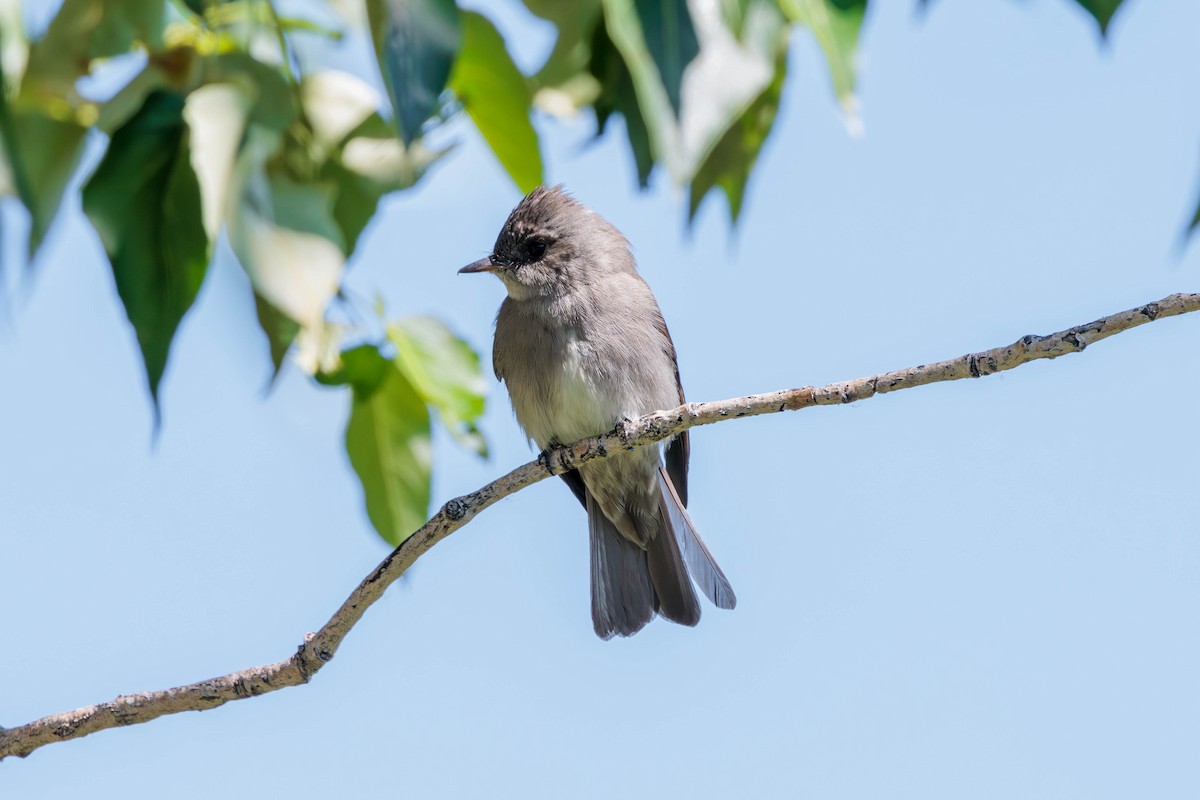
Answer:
(458, 256, 497, 274)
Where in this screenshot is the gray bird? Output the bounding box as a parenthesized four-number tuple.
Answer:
(459, 185, 735, 639)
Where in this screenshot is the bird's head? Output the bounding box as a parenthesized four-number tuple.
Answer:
(458, 185, 632, 301)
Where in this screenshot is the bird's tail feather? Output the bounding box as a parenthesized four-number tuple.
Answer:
(657, 467, 737, 610)
(587, 470, 735, 639)
(645, 500, 702, 628)
(588, 491, 656, 639)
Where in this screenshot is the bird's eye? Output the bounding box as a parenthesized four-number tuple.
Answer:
(528, 238, 548, 261)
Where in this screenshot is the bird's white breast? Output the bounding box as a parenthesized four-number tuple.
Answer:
(514, 330, 627, 449)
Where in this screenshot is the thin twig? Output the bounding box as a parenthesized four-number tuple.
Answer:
(2, 292, 1196, 761)
(264, 0, 303, 100)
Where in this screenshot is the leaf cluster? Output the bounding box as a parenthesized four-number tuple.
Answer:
(0, 0, 1136, 544)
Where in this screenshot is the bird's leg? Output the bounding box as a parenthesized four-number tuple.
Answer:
(538, 439, 563, 475)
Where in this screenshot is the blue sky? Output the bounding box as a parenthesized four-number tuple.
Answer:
(4, 1, 1200, 797)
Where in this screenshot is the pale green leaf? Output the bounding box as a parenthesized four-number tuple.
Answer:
(603, 0, 784, 186)
(300, 70, 381, 155)
(450, 11, 543, 193)
(346, 360, 432, 546)
(779, 0, 865, 124)
(689, 49, 786, 222)
(524, 0, 603, 115)
(389, 316, 487, 457)
(226, 125, 345, 330)
(184, 81, 251, 241)
(338, 113, 449, 191)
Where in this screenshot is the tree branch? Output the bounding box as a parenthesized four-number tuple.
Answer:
(3, 292, 1196, 761)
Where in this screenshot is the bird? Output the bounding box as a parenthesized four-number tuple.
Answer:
(459, 185, 735, 639)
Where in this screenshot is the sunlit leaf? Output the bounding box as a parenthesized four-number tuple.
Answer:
(778, 0, 865, 124)
(82, 90, 209, 416)
(346, 357, 432, 545)
(308, 107, 448, 256)
(689, 49, 786, 222)
(389, 316, 487, 456)
(635, 0, 699, 119)
(183, 81, 251, 241)
(719, 0, 753, 37)
(0, 0, 27, 87)
(603, 0, 784, 187)
(300, 69, 381, 155)
(338, 112, 449, 191)
(1073, 0, 1124, 36)
(450, 11, 542, 193)
(365, 0, 460, 145)
(226, 125, 345, 331)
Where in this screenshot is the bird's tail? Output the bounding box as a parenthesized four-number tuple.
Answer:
(588, 468, 735, 640)
(656, 467, 737, 612)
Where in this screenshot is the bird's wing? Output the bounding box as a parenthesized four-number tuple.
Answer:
(652, 308, 690, 506)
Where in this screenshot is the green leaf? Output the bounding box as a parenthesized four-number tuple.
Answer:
(1072, 0, 1124, 36)
(590, 24, 654, 187)
(254, 291, 300, 381)
(317, 343, 390, 391)
(21, 0, 165, 103)
(720, 0, 754, 37)
(365, 0, 461, 145)
(204, 51, 298, 131)
(778, 0, 865, 121)
(0, 106, 86, 258)
(82, 90, 210, 416)
(96, 56, 174, 134)
(524, 0, 603, 93)
(634, 0, 699, 119)
(389, 316, 488, 456)
(346, 361, 432, 545)
(324, 114, 450, 254)
(689, 49, 786, 222)
(322, 158, 383, 257)
(449, 11, 543, 193)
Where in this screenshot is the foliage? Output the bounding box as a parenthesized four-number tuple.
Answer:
(0, 0, 1146, 546)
